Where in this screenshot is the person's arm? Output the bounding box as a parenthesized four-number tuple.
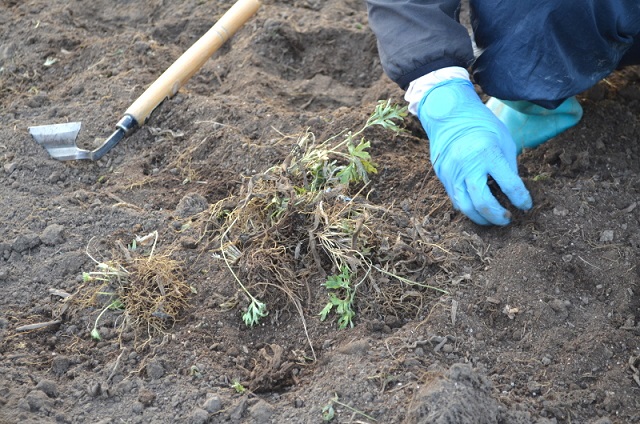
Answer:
(366, 0, 473, 89)
(366, 1, 532, 226)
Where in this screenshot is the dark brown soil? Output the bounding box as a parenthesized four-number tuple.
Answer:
(1, 1, 639, 423)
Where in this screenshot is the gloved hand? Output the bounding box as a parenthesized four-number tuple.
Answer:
(486, 97, 583, 154)
(417, 79, 533, 225)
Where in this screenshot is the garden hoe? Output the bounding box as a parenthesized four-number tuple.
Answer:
(28, 0, 261, 161)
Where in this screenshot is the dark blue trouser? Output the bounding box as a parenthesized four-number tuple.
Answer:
(619, 36, 640, 68)
(470, 0, 640, 108)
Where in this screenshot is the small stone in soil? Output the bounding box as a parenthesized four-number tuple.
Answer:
(36, 379, 58, 398)
(12, 233, 41, 253)
(88, 382, 102, 398)
(599, 230, 614, 242)
(229, 396, 248, 421)
(145, 360, 165, 380)
(138, 388, 156, 406)
(249, 399, 274, 422)
(3, 162, 18, 175)
(40, 224, 65, 246)
(202, 394, 222, 413)
(189, 408, 209, 424)
(132, 401, 144, 414)
(51, 356, 71, 376)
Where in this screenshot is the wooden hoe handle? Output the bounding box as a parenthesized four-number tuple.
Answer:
(125, 0, 261, 125)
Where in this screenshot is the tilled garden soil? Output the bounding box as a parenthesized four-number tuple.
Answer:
(1, 1, 639, 423)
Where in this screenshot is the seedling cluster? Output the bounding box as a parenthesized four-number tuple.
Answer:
(204, 100, 449, 329)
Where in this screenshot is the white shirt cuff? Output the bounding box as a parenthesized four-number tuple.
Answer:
(404, 67, 470, 116)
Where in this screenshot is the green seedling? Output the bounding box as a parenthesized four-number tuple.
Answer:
(319, 265, 356, 329)
(216, 217, 268, 327)
(367, 99, 408, 132)
(336, 138, 376, 185)
(322, 402, 336, 422)
(231, 380, 246, 394)
(90, 298, 125, 341)
(321, 393, 377, 422)
(84, 262, 129, 341)
(267, 194, 290, 224)
(189, 365, 202, 378)
(242, 298, 268, 327)
(532, 172, 551, 182)
(289, 100, 407, 191)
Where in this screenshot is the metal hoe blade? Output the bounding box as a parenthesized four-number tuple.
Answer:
(28, 116, 135, 161)
(28, 122, 91, 161)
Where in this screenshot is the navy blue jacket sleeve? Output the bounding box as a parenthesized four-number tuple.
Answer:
(366, 0, 474, 90)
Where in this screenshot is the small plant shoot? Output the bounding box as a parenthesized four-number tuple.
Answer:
(319, 266, 356, 329)
(242, 298, 268, 327)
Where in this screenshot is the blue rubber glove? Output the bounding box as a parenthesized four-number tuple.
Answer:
(486, 97, 583, 154)
(417, 79, 533, 226)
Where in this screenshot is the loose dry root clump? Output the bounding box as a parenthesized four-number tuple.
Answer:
(70, 234, 191, 348)
(199, 101, 483, 328)
(120, 255, 190, 333)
